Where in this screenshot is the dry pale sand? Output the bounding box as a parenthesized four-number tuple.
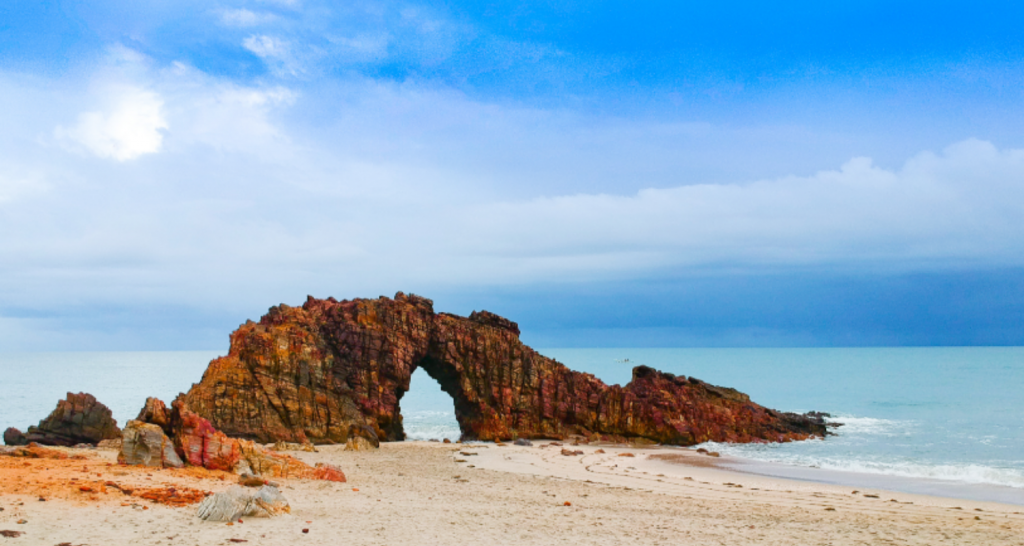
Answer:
(2, 441, 1023, 545)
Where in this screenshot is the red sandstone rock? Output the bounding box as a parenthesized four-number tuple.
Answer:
(310, 463, 346, 482)
(132, 398, 346, 481)
(182, 293, 829, 446)
(136, 397, 171, 430)
(169, 400, 242, 472)
(20, 393, 120, 446)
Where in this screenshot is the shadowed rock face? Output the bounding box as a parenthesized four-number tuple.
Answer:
(9, 393, 121, 446)
(183, 293, 828, 445)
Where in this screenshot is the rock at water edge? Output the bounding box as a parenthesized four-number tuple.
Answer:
(3, 428, 27, 446)
(23, 393, 121, 446)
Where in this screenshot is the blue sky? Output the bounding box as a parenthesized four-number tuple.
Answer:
(2, 0, 1024, 350)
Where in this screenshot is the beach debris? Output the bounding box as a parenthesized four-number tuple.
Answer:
(17, 393, 121, 447)
(560, 448, 584, 456)
(0, 443, 85, 460)
(455, 459, 467, 463)
(302, 529, 309, 534)
(16, 520, 26, 525)
(695, 448, 708, 454)
(863, 494, 880, 499)
(136, 486, 210, 506)
(238, 474, 267, 487)
(228, 539, 248, 543)
(0, 530, 23, 538)
(548, 442, 563, 447)
(563, 501, 572, 506)
(443, 438, 452, 443)
(272, 441, 317, 452)
(97, 438, 122, 449)
(594, 449, 605, 454)
(513, 438, 533, 446)
(618, 453, 635, 457)
(459, 451, 478, 456)
(119, 420, 184, 468)
(196, 485, 290, 522)
(310, 463, 346, 482)
(825, 507, 836, 511)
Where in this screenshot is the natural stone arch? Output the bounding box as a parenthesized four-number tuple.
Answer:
(182, 292, 827, 446)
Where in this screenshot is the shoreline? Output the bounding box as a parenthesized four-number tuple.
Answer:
(463, 441, 1024, 512)
(714, 453, 1024, 507)
(2, 442, 1023, 544)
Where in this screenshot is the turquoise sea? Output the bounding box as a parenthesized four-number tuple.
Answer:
(2, 348, 1022, 504)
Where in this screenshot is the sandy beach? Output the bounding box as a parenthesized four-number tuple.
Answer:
(1, 441, 1022, 545)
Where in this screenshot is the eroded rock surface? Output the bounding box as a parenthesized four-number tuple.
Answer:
(119, 420, 184, 468)
(133, 397, 347, 480)
(195, 485, 290, 522)
(21, 393, 120, 446)
(183, 293, 828, 446)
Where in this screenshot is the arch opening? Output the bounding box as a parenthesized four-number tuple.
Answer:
(397, 365, 460, 441)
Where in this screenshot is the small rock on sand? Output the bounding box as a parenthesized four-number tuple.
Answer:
(513, 439, 533, 446)
(196, 485, 290, 522)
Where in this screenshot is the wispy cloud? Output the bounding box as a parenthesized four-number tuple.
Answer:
(243, 34, 308, 77)
(219, 8, 277, 27)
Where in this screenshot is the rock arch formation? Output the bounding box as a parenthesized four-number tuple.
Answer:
(182, 293, 826, 445)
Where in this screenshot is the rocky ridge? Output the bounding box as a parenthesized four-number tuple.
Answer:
(182, 293, 829, 445)
(3, 392, 120, 447)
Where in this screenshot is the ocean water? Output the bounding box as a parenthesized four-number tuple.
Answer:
(2, 348, 1022, 503)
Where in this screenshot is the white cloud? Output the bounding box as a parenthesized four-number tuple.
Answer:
(5, 58, 1024, 319)
(243, 34, 288, 59)
(439, 139, 1024, 276)
(243, 34, 306, 77)
(219, 8, 277, 27)
(55, 88, 167, 161)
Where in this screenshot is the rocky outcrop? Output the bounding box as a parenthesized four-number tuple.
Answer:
(169, 399, 242, 472)
(131, 397, 347, 480)
(19, 393, 120, 446)
(136, 397, 171, 430)
(183, 293, 829, 446)
(3, 427, 27, 446)
(118, 420, 184, 468)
